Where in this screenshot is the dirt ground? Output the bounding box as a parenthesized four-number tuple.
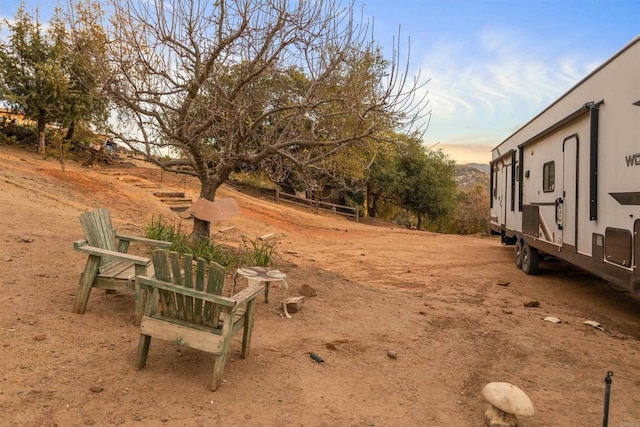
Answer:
(1, 145, 640, 427)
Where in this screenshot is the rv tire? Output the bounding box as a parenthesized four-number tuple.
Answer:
(514, 240, 523, 269)
(522, 243, 539, 275)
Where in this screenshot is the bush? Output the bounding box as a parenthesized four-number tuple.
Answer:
(145, 215, 277, 268)
(241, 236, 277, 267)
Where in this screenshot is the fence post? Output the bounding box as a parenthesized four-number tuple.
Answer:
(355, 208, 359, 222)
(275, 188, 280, 204)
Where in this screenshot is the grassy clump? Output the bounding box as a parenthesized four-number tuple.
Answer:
(145, 215, 238, 267)
(240, 235, 277, 267)
(145, 215, 277, 268)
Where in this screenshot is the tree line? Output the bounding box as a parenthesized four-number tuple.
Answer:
(0, 0, 488, 236)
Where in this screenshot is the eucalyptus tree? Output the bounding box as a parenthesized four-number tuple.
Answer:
(80, 0, 430, 238)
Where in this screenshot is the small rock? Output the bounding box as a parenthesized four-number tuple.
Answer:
(482, 382, 534, 417)
(544, 316, 562, 324)
(523, 301, 540, 308)
(89, 386, 104, 393)
(309, 352, 324, 363)
(496, 281, 510, 287)
(299, 284, 318, 297)
(34, 334, 47, 341)
(19, 236, 34, 243)
(584, 320, 604, 331)
(4, 256, 12, 262)
(284, 296, 305, 313)
(502, 309, 513, 315)
(387, 350, 398, 359)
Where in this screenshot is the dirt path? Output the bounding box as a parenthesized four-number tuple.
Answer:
(1, 145, 639, 426)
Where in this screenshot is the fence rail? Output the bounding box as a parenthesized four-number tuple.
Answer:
(275, 189, 359, 222)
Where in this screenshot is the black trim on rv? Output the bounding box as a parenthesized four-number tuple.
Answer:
(589, 102, 602, 220)
(610, 192, 640, 205)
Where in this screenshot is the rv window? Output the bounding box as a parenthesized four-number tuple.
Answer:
(493, 168, 498, 198)
(543, 161, 555, 192)
(515, 165, 519, 182)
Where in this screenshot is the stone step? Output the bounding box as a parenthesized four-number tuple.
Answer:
(169, 206, 190, 213)
(153, 191, 185, 198)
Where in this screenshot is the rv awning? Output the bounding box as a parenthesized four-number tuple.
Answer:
(517, 101, 602, 149)
(490, 149, 515, 165)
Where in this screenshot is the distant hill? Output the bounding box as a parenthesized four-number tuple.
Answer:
(465, 163, 490, 173)
(454, 164, 489, 190)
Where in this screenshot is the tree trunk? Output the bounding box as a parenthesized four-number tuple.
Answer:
(193, 217, 210, 241)
(37, 113, 46, 155)
(64, 121, 75, 141)
(417, 213, 422, 230)
(370, 192, 381, 218)
(364, 183, 370, 218)
(192, 177, 220, 241)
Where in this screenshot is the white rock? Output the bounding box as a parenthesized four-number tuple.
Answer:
(583, 320, 604, 330)
(544, 316, 562, 324)
(482, 382, 534, 417)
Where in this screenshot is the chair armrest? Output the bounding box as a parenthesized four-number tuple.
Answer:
(74, 241, 150, 266)
(230, 284, 264, 304)
(73, 239, 88, 249)
(115, 233, 172, 248)
(137, 276, 236, 307)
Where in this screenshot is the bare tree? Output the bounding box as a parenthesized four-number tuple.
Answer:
(75, 0, 429, 239)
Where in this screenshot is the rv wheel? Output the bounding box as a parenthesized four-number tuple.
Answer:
(521, 244, 539, 275)
(514, 240, 523, 269)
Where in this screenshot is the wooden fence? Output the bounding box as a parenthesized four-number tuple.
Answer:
(275, 189, 359, 222)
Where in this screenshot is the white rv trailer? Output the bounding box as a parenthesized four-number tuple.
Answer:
(489, 35, 640, 293)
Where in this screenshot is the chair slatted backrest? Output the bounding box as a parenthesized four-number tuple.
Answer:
(151, 250, 226, 328)
(79, 208, 118, 265)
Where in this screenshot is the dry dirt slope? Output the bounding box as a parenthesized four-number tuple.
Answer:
(0, 145, 640, 427)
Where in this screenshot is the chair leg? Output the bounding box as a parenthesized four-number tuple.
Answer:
(73, 255, 100, 314)
(133, 264, 148, 325)
(135, 334, 152, 369)
(210, 311, 234, 391)
(210, 349, 230, 391)
(134, 283, 147, 326)
(241, 298, 257, 359)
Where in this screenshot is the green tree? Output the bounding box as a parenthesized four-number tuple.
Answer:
(84, 0, 430, 240)
(0, 6, 68, 154)
(364, 139, 401, 218)
(62, 0, 109, 141)
(0, 5, 106, 155)
(395, 138, 456, 229)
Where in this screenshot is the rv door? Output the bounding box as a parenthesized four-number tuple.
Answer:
(495, 161, 508, 228)
(562, 135, 579, 249)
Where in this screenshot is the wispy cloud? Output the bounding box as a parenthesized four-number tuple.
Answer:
(417, 26, 601, 159)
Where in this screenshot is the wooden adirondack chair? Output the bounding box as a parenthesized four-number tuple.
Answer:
(73, 208, 171, 322)
(135, 249, 263, 391)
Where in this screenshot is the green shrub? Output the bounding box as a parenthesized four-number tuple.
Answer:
(145, 215, 239, 267)
(241, 236, 277, 267)
(190, 236, 240, 267)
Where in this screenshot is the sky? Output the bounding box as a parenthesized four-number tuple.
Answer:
(1, 0, 639, 164)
